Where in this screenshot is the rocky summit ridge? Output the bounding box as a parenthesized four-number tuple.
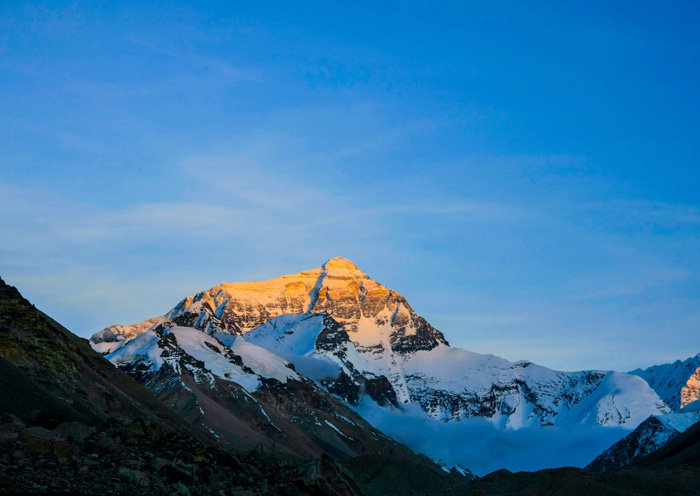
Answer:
(92, 256, 447, 352)
(91, 257, 670, 431)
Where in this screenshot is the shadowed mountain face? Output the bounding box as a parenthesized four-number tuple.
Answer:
(0, 278, 184, 430)
(0, 277, 365, 495)
(637, 414, 700, 469)
(0, 277, 471, 495)
(451, 466, 700, 496)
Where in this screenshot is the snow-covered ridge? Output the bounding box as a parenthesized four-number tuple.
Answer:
(630, 354, 700, 411)
(402, 345, 668, 427)
(108, 326, 299, 393)
(90, 316, 162, 354)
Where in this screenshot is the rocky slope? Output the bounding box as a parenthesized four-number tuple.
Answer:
(0, 276, 471, 495)
(107, 323, 409, 461)
(93, 257, 669, 430)
(630, 354, 700, 411)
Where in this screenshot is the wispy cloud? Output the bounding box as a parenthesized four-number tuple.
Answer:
(123, 35, 263, 83)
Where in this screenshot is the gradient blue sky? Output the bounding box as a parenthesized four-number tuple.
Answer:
(2, 1, 699, 371)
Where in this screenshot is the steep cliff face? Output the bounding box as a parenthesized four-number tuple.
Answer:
(91, 257, 668, 429)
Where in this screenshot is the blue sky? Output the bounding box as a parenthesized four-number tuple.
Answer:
(1, 1, 699, 371)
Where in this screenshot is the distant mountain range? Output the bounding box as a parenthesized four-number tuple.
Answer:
(92, 257, 669, 433)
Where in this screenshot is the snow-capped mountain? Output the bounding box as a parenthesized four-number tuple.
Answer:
(583, 356, 700, 473)
(587, 407, 700, 472)
(630, 354, 700, 411)
(90, 316, 161, 354)
(398, 347, 667, 427)
(92, 257, 669, 431)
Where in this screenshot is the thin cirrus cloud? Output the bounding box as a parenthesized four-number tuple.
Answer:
(0, 184, 242, 247)
(122, 35, 264, 84)
(0, 171, 528, 338)
(178, 152, 531, 228)
(375, 203, 532, 220)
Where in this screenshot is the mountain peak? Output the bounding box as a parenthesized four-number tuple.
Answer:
(322, 256, 362, 272)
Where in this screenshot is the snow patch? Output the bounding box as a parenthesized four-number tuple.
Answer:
(325, 420, 353, 441)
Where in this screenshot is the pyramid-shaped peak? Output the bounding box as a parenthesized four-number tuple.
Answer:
(322, 256, 362, 271)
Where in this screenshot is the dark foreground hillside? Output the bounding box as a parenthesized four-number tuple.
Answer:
(454, 466, 700, 496)
(0, 277, 469, 495)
